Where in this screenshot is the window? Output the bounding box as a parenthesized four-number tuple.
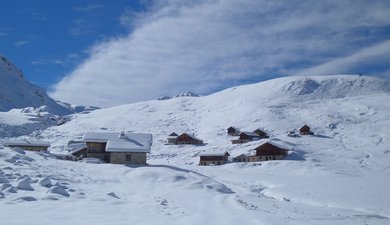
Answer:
(126, 154, 132, 162)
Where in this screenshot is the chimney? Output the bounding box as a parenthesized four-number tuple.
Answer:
(119, 131, 126, 139)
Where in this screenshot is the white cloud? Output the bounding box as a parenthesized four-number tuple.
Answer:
(296, 40, 390, 76)
(50, 0, 390, 107)
(15, 40, 29, 47)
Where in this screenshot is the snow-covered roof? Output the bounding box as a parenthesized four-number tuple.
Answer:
(106, 140, 151, 153)
(180, 133, 203, 142)
(255, 141, 289, 152)
(234, 153, 251, 158)
(199, 151, 229, 157)
(3, 140, 50, 147)
(240, 132, 259, 137)
(82, 132, 152, 153)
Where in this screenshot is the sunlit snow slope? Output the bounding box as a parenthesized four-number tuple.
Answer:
(1, 75, 390, 225)
(0, 54, 71, 115)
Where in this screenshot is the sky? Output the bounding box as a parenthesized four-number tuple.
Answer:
(1, 0, 390, 107)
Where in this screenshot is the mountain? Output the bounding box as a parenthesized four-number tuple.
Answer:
(1, 75, 390, 224)
(0, 54, 72, 115)
(157, 91, 200, 100)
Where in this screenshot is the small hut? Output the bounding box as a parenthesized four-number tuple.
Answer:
(3, 140, 50, 151)
(199, 151, 230, 166)
(231, 132, 259, 144)
(299, 125, 313, 135)
(252, 129, 269, 138)
(227, 127, 240, 136)
(167, 132, 179, 144)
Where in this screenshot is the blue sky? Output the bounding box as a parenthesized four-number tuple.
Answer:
(1, 0, 390, 107)
(0, 0, 143, 87)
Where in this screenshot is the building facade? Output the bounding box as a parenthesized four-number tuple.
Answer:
(199, 152, 230, 166)
(83, 131, 152, 164)
(3, 140, 50, 151)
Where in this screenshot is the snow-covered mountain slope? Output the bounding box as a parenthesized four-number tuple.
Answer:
(1, 75, 390, 225)
(157, 91, 200, 100)
(0, 55, 72, 115)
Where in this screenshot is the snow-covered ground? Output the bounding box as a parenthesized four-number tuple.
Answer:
(1, 75, 390, 224)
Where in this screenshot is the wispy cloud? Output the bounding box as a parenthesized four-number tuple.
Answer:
(75, 4, 106, 13)
(70, 4, 109, 36)
(297, 40, 390, 76)
(32, 53, 82, 66)
(19, 8, 47, 21)
(14, 40, 29, 47)
(69, 18, 96, 36)
(51, 0, 390, 107)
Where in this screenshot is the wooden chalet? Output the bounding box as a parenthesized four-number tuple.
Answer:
(255, 142, 288, 161)
(3, 140, 50, 152)
(175, 133, 203, 145)
(231, 132, 259, 144)
(233, 154, 258, 162)
(167, 132, 178, 144)
(199, 151, 230, 166)
(82, 131, 152, 164)
(227, 127, 240, 136)
(299, 125, 313, 135)
(253, 129, 269, 138)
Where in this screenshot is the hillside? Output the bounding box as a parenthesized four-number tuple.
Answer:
(1, 75, 390, 225)
(0, 55, 71, 115)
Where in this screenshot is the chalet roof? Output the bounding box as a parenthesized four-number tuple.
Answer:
(240, 132, 259, 137)
(168, 132, 178, 137)
(300, 124, 311, 131)
(178, 133, 203, 142)
(106, 139, 151, 153)
(227, 126, 239, 130)
(255, 142, 288, 155)
(199, 151, 230, 157)
(83, 132, 152, 153)
(253, 129, 267, 133)
(234, 153, 251, 158)
(3, 140, 50, 147)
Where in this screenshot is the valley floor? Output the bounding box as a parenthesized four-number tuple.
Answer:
(1, 146, 389, 225)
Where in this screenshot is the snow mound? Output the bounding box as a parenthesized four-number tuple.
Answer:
(47, 186, 69, 197)
(17, 179, 34, 191)
(106, 192, 120, 199)
(127, 165, 234, 194)
(38, 177, 53, 188)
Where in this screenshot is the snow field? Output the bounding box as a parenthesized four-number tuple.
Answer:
(1, 75, 390, 224)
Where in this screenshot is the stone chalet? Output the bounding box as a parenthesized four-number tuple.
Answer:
(3, 140, 50, 151)
(199, 151, 230, 166)
(82, 131, 152, 164)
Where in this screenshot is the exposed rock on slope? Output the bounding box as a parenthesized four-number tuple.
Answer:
(0, 54, 72, 115)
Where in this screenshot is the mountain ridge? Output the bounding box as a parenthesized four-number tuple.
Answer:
(0, 54, 72, 115)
